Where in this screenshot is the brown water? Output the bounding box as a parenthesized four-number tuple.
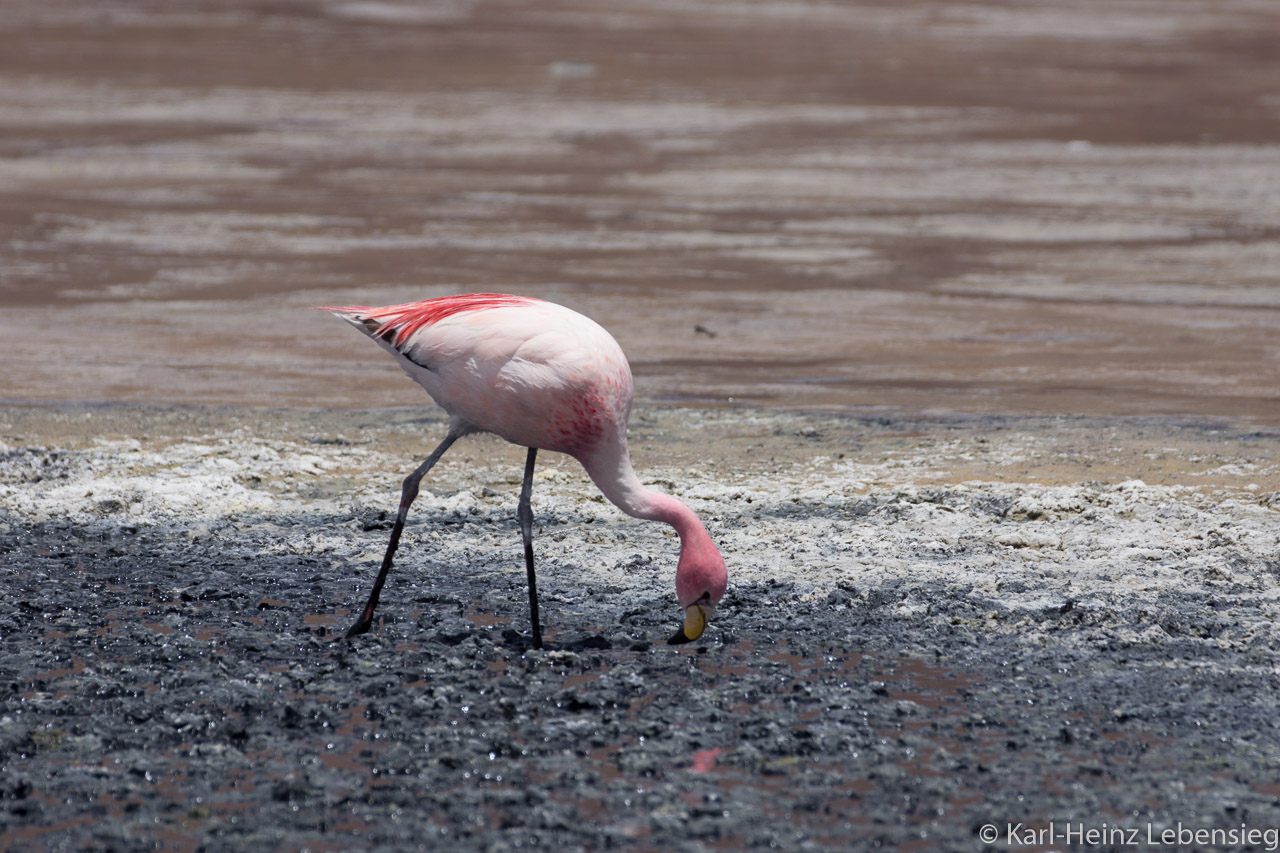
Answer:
(2, 0, 1279, 424)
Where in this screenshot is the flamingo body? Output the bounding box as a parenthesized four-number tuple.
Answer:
(321, 293, 728, 645)
(330, 295, 631, 458)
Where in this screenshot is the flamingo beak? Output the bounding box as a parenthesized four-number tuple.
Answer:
(667, 603, 710, 645)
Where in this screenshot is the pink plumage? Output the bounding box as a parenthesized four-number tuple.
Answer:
(320, 293, 727, 647)
(323, 293, 538, 348)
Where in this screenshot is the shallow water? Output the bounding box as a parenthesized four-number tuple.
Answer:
(2, 0, 1280, 423)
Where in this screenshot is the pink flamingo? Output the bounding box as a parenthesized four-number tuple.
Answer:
(320, 293, 728, 648)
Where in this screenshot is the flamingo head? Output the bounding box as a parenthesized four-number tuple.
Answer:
(668, 538, 728, 645)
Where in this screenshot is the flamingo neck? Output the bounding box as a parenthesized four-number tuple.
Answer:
(576, 440, 726, 607)
(577, 442, 699, 530)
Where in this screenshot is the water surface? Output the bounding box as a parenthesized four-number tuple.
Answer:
(2, 0, 1279, 424)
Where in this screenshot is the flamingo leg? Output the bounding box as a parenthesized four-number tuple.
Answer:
(518, 447, 543, 649)
(345, 431, 460, 638)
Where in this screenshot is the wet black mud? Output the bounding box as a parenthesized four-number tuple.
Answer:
(4, 405, 1280, 850)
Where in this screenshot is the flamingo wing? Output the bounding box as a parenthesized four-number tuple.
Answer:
(322, 294, 632, 454)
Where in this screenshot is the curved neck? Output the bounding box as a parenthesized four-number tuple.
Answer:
(578, 442, 703, 535)
(577, 437, 727, 609)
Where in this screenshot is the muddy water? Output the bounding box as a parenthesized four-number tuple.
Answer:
(2, 0, 1279, 423)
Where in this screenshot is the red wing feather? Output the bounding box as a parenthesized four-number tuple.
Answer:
(320, 293, 540, 347)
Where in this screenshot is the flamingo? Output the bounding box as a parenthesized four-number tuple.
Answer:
(319, 293, 728, 648)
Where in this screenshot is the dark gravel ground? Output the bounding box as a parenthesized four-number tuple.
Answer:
(4, 406, 1280, 851)
(6, 533, 1280, 852)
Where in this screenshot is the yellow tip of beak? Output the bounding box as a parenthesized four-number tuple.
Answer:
(667, 603, 709, 645)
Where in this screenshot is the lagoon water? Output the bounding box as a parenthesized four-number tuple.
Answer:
(2, 0, 1279, 424)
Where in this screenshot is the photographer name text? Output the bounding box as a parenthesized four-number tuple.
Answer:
(979, 820, 1279, 850)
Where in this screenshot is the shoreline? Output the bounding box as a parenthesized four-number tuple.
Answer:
(4, 398, 1278, 485)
